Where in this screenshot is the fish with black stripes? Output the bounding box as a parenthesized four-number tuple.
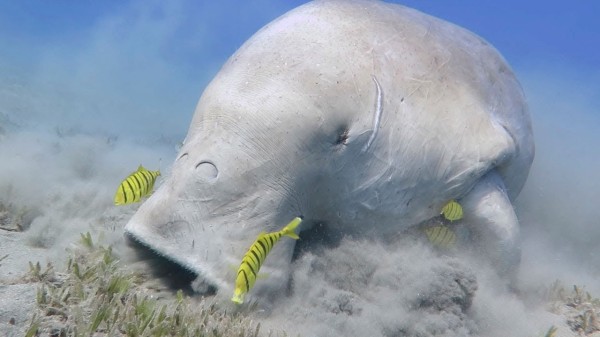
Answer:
(114, 165, 161, 205)
(441, 199, 463, 221)
(424, 224, 457, 249)
(422, 200, 463, 249)
(231, 217, 302, 304)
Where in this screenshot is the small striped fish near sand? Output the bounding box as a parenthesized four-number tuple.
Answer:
(424, 200, 464, 249)
(231, 217, 302, 304)
(424, 225, 457, 249)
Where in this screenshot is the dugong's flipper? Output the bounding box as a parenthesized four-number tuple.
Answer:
(461, 171, 521, 274)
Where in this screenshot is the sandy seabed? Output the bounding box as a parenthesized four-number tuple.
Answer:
(1, 197, 599, 337)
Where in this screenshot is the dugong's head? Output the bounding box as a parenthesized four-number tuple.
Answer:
(125, 0, 533, 300)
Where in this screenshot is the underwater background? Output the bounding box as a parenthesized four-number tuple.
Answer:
(1, 1, 599, 336)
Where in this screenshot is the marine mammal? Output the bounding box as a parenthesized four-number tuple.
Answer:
(125, 0, 534, 302)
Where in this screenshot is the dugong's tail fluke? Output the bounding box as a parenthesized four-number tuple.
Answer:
(281, 217, 302, 240)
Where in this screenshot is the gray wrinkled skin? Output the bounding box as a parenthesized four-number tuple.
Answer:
(125, 0, 534, 302)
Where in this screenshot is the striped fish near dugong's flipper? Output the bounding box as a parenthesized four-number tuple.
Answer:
(441, 200, 463, 222)
(425, 224, 457, 249)
(124, 0, 534, 304)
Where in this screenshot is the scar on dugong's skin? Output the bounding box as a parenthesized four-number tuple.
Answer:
(125, 0, 534, 303)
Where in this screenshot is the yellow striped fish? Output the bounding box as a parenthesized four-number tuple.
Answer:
(114, 165, 160, 205)
(424, 225, 457, 249)
(231, 217, 302, 304)
(441, 199, 463, 221)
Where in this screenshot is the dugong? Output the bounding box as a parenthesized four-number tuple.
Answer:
(125, 0, 534, 302)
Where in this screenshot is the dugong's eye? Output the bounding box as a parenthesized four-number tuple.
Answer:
(177, 153, 189, 161)
(334, 127, 350, 146)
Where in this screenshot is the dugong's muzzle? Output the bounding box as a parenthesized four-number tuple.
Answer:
(124, 146, 299, 301)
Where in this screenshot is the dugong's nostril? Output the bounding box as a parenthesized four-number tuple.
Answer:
(195, 160, 219, 180)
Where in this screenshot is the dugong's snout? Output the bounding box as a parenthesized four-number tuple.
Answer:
(124, 153, 299, 299)
(124, 189, 237, 293)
